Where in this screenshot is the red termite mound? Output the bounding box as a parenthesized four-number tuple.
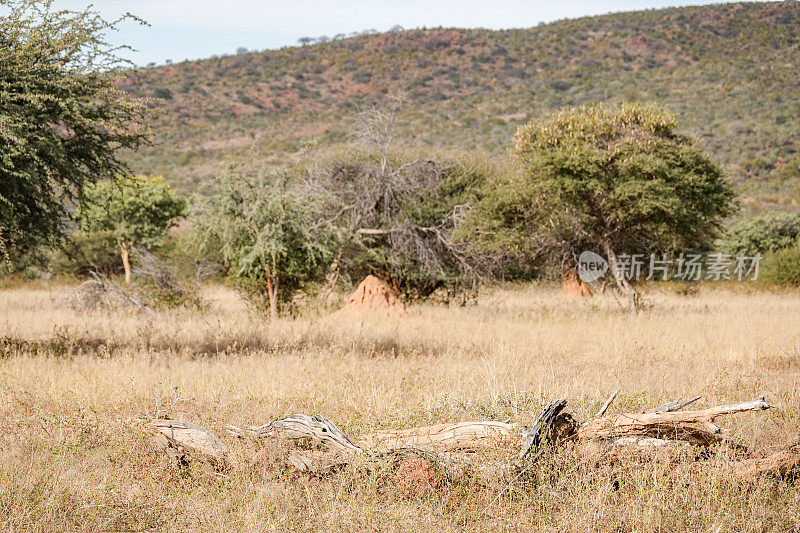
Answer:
(331, 275, 413, 318)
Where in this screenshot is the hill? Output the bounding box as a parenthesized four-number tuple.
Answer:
(120, 1, 800, 211)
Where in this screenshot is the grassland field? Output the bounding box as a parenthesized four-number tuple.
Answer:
(1, 282, 800, 531)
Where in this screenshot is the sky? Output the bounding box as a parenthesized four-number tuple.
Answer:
(50, 0, 754, 66)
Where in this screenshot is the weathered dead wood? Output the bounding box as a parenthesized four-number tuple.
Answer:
(152, 419, 228, 463)
(287, 450, 350, 474)
(357, 421, 519, 451)
(226, 414, 362, 457)
(595, 390, 620, 418)
(578, 397, 771, 446)
(519, 399, 568, 460)
(227, 414, 483, 477)
(195, 396, 787, 482)
(648, 396, 702, 413)
(226, 397, 771, 460)
(609, 437, 693, 448)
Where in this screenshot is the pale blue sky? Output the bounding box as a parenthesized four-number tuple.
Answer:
(52, 0, 759, 66)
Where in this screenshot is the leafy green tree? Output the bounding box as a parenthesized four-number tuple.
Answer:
(78, 176, 186, 283)
(192, 166, 338, 318)
(719, 211, 800, 257)
(0, 0, 149, 267)
(474, 103, 736, 309)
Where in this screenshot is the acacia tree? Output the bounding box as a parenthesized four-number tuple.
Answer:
(307, 89, 488, 299)
(78, 176, 186, 283)
(192, 166, 338, 318)
(0, 0, 149, 267)
(475, 103, 736, 309)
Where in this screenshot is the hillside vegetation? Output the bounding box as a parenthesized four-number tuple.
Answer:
(121, 2, 800, 210)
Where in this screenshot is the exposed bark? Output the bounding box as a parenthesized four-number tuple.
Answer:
(120, 243, 132, 284)
(648, 396, 702, 413)
(600, 239, 637, 314)
(578, 397, 771, 447)
(357, 421, 519, 451)
(595, 390, 620, 418)
(246, 222, 280, 318)
(518, 399, 569, 461)
(227, 413, 362, 456)
(225, 414, 481, 480)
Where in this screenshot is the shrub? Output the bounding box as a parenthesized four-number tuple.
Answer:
(49, 231, 121, 277)
(78, 175, 186, 283)
(719, 211, 800, 257)
(153, 87, 173, 100)
(760, 246, 800, 285)
(131, 249, 204, 309)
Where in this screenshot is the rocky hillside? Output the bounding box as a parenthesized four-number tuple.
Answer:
(121, 1, 800, 210)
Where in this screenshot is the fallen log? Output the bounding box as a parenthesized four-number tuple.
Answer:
(226, 414, 481, 479)
(226, 414, 363, 457)
(648, 396, 702, 413)
(154, 396, 787, 483)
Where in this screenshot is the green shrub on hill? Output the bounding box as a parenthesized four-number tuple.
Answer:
(719, 211, 800, 257)
(761, 246, 800, 285)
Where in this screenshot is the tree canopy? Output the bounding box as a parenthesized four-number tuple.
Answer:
(192, 166, 339, 318)
(0, 0, 148, 267)
(305, 91, 494, 299)
(78, 175, 185, 282)
(471, 103, 736, 305)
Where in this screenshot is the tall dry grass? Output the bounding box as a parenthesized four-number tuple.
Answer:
(1, 282, 799, 531)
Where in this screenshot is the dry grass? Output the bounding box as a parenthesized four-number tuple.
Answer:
(1, 282, 799, 531)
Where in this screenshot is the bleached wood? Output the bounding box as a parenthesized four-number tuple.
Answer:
(648, 395, 702, 413)
(578, 397, 771, 445)
(596, 390, 620, 417)
(610, 437, 691, 447)
(213, 396, 784, 481)
(152, 419, 228, 461)
(357, 421, 519, 450)
(226, 414, 362, 456)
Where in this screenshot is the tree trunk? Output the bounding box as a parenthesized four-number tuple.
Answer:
(120, 243, 132, 284)
(319, 250, 343, 300)
(600, 239, 637, 314)
(265, 254, 280, 319)
(266, 275, 278, 319)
